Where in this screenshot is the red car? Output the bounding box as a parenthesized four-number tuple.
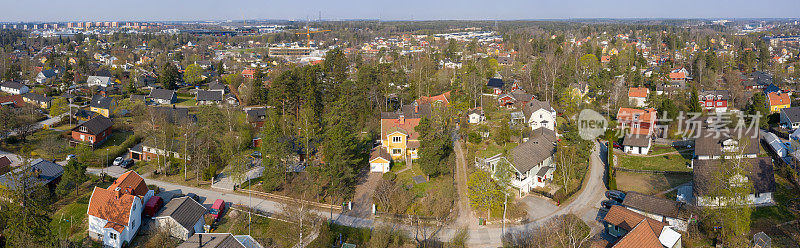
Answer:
(144, 196, 163, 217)
(210, 199, 226, 220)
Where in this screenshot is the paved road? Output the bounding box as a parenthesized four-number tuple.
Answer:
(82, 140, 608, 247)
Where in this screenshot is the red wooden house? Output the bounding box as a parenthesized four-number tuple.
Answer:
(70, 116, 113, 148)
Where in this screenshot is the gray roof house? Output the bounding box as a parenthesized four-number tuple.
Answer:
(195, 90, 224, 105)
(0, 81, 30, 95)
(502, 128, 557, 195)
(154, 196, 207, 241)
(780, 107, 800, 130)
(178, 233, 263, 248)
(0, 158, 64, 195)
(148, 89, 178, 105)
(87, 75, 113, 87)
(692, 157, 776, 207)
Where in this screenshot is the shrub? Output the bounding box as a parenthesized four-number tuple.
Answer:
(202, 164, 217, 180)
(147, 185, 160, 194)
(382, 171, 397, 181)
(468, 131, 482, 143)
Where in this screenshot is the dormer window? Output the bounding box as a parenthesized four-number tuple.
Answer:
(80, 126, 87, 132)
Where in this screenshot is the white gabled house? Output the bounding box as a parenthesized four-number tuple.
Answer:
(87, 171, 154, 248)
(0, 81, 30, 95)
(522, 100, 556, 131)
(492, 128, 557, 196)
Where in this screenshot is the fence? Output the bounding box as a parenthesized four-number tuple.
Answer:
(237, 188, 343, 211)
(613, 166, 693, 175)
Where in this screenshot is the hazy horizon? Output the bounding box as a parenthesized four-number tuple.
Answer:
(2, 0, 799, 22)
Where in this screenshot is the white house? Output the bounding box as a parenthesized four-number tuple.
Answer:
(153, 196, 206, 241)
(780, 107, 800, 130)
(501, 128, 557, 196)
(693, 157, 775, 207)
(467, 108, 485, 124)
(87, 171, 154, 248)
(523, 100, 557, 131)
(622, 134, 651, 155)
(148, 88, 178, 105)
(628, 87, 649, 108)
(0, 81, 29, 95)
(87, 76, 114, 87)
(35, 69, 58, 84)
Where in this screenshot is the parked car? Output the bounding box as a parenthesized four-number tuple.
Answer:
(112, 157, 124, 166)
(119, 158, 133, 168)
(186, 193, 200, 202)
(601, 199, 622, 210)
(606, 190, 626, 202)
(144, 196, 164, 217)
(65, 154, 76, 161)
(612, 142, 622, 149)
(210, 199, 226, 220)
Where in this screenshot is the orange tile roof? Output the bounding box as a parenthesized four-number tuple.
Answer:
(628, 87, 649, 98)
(88, 186, 137, 227)
(109, 171, 149, 196)
(417, 91, 451, 106)
(669, 72, 686, 80)
(381, 118, 421, 140)
(768, 92, 791, 106)
(104, 222, 126, 233)
(616, 108, 657, 135)
(605, 206, 669, 248)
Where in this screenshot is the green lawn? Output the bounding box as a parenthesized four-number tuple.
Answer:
(477, 142, 517, 158)
(617, 153, 692, 172)
(50, 201, 90, 242)
(615, 171, 693, 195)
(214, 208, 297, 247)
(176, 95, 197, 107)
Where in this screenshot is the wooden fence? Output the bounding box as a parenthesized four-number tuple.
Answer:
(237, 188, 343, 211)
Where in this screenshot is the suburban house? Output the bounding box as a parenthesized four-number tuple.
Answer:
(668, 67, 689, 82)
(0, 81, 30, 95)
(195, 90, 224, 105)
(151, 106, 196, 125)
(245, 107, 267, 128)
(70, 116, 113, 148)
(780, 107, 800, 129)
(87, 75, 114, 87)
(744, 71, 773, 90)
(467, 108, 485, 124)
(153, 196, 207, 241)
(503, 128, 557, 195)
(622, 191, 692, 232)
(603, 205, 682, 248)
(0, 158, 63, 195)
(522, 100, 557, 131)
(487, 78, 504, 95)
(692, 157, 776, 207)
(623, 133, 651, 155)
(35, 69, 58, 84)
(178, 233, 262, 248)
(767, 91, 791, 113)
(208, 81, 229, 93)
(616, 108, 657, 136)
(698, 90, 730, 112)
(129, 137, 190, 162)
(74, 109, 100, 122)
(148, 89, 177, 105)
(693, 128, 759, 161)
(368, 146, 392, 173)
(378, 92, 449, 162)
(87, 171, 154, 248)
(22, 93, 52, 108)
(90, 95, 116, 117)
(497, 89, 535, 108)
(628, 87, 649, 107)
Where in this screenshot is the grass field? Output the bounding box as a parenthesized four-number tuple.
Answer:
(214, 208, 298, 247)
(617, 152, 692, 172)
(615, 171, 693, 195)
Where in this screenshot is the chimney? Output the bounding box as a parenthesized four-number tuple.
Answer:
(398, 114, 405, 124)
(415, 104, 419, 113)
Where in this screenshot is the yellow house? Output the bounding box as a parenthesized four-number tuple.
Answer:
(768, 92, 791, 113)
(22, 93, 52, 109)
(89, 95, 116, 118)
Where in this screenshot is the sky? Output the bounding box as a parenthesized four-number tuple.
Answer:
(2, 0, 799, 22)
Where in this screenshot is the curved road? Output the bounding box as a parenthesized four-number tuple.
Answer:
(86, 140, 608, 247)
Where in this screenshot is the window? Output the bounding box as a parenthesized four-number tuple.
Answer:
(80, 126, 87, 132)
(80, 134, 85, 141)
(109, 233, 117, 240)
(392, 149, 402, 155)
(89, 136, 94, 142)
(392, 136, 402, 143)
